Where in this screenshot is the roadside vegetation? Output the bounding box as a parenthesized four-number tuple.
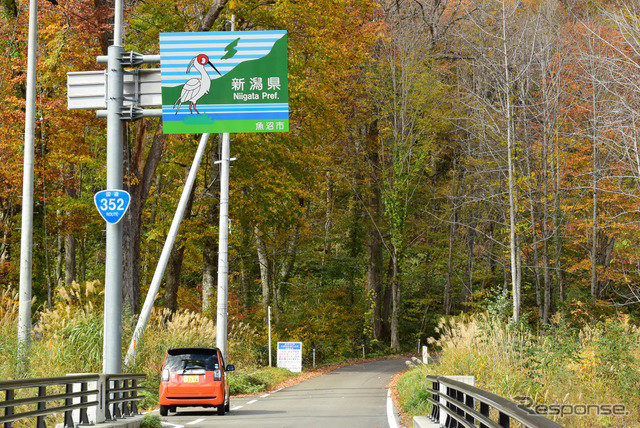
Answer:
(396, 294, 640, 428)
(0, 284, 303, 409)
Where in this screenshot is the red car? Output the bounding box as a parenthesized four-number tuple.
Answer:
(158, 347, 235, 416)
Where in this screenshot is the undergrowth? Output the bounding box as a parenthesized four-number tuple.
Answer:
(228, 366, 295, 395)
(0, 282, 292, 410)
(396, 310, 640, 428)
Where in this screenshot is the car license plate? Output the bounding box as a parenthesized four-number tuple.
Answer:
(183, 375, 199, 383)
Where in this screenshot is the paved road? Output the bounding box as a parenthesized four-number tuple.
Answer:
(157, 358, 407, 428)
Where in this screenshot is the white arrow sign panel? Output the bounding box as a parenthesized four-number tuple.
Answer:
(67, 69, 162, 110)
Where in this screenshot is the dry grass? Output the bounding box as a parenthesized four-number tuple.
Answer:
(424, 313, 640, 428)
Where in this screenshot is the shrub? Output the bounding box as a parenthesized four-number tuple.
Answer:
(228, 367, 295, 395)
(140, 414, 162, 428)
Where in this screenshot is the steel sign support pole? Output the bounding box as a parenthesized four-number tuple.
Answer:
(103, 0, 125, 374)
(216, 132, 230, 362)
(216, 15, 234, 363)
(18, 0, 38, 360)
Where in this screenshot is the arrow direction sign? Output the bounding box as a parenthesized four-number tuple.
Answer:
(94, 190, 131, 224)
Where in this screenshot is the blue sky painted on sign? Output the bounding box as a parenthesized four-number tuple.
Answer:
(159, 31, 286, 87)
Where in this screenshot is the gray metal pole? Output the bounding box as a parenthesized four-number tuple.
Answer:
(124, 133, 210, 367)
(17, 0, 38, 358)
(216, 132, 230, 362)
(216, 15, 234, 363)
(103, 0, 125, 374)
(268, 305, 272, 367)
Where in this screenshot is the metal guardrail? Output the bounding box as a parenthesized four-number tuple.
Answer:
(0, 373, 145, 428)
(426, 375, 564, 428)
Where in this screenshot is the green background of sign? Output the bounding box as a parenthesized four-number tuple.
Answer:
(162, 35, 288, 108)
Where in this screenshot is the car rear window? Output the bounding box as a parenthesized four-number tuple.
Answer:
(165, 349, 220, 372)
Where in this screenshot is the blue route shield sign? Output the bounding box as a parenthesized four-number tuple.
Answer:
(94, 190, 131, 224)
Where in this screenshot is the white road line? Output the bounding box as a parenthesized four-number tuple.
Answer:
(161, 422, 184, 428)
(187, 418, 205, 425)
(387, 389, 399, 428)
(261, 393, 270, 398)
(231, 405, 243, 410)
(247, 399, 258, 405)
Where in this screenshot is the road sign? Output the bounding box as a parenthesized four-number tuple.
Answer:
(277, 341, 302, 373)
(159, 31, 289, 134)
(94, 190, 131, 224)
(67, 69, 162, 110)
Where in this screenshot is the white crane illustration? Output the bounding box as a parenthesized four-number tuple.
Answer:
(173, 54, 221, 114)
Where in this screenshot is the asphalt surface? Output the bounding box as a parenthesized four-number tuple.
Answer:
(157, 358, 408, 428)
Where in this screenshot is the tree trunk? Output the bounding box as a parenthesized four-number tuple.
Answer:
(64, 234, 76, 286)
(365, 120, 384, 341)
(444, 217, 454, 315)
(390, 250, 401, 352)
(202, 136, 220, 315)
(122, 120, 165, 315)
(367, 218, 383, 340)
(501, 0, 521, 323)
(255, 227, 271, 310)
(56, 224, 63, 286)
(64, 171, 77, 286)
(202, 236, 217, 315)
(323, 174, 334, 265)
(163, 169, 196, 314)
(164, 243, 185, 314)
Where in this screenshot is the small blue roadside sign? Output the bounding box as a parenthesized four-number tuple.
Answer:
(94, 190, 131, 224)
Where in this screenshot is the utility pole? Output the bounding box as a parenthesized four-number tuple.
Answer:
(18, 0, 38, 361)
(216, 131, 230, 362)
(215, 16, 235, 363)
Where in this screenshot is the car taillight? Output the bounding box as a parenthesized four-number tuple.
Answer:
(162, 369, 170, 382)
(214, 369, 221, 381)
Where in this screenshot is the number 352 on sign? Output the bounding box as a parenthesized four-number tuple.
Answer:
(94, 190, 131, 224)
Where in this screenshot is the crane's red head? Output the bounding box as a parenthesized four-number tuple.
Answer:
(196, 54, 221, 76)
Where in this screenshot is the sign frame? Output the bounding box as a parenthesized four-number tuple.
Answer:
(277, 341, 302, 373)
(159, 30, 289, 134)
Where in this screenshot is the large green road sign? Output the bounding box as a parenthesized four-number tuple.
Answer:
(160, 31, 288, 134)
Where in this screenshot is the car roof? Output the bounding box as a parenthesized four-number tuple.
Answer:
(167, 347, 220, 356)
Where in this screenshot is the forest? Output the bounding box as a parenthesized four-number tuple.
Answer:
(2, 0, 640, 367)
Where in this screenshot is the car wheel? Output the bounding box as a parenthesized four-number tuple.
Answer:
(159, 405, 168, 417)
(225, 401, 230, 412)
(217, 404, 226, 416)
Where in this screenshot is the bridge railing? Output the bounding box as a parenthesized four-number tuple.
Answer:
(426, 375, 563, 428)
(0, 373, 146, 428)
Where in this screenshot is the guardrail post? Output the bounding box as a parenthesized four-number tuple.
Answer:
(464, 392, 474, 424)
(499, 411, 510, 428)
(79, 381, 90, 425)
(112, 379, 122, 419)
(130, 379, 138, 415)
(64, 383, 74, 428)
(121, 379, 130, 417)
(444, 386, 455, 427)
(4, 389, 14, 428)
(36, 386, 46, 428)
(479, 402, 490, 428)
(97, 374, 108, 423)
(429, 378, 439, 422)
